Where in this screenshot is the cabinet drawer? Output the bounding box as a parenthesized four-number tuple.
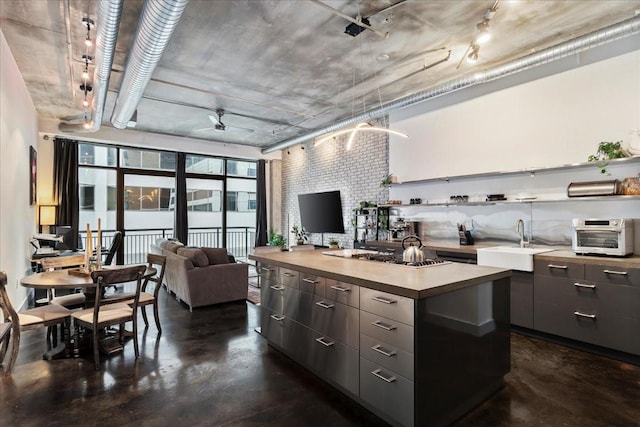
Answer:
(309, 331, 359, 396)
(300, 273, 325, 295)
(280, 268, 299, 289)
(360, 357, 414, 427)
(534, 260, 585, 279)
(259, 263, 279, 283)
(360, 310, 414, 354)
(324, 279, 360, 308)
(360, 287, 414, 326)
(586, 264, 640, 288)
(360, 333, 414, 381)
(534, 300, 640, 355)
(260, 306, 286, 348)
(310, 297, 359, 348)
(535, 275, 640, 319)
(261, 285, 313, 324)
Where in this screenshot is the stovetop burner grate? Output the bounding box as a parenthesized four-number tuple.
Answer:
(351, 251, 451, 268)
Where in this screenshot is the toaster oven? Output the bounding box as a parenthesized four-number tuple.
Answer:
(571, 218, 634, 256)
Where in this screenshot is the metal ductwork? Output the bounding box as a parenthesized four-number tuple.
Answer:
(262, 14, 640, 154)
(59, 0, 123, 133)
(110, 0, 190, 129)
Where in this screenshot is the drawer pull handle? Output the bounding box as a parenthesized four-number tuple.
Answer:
(315, 337, 335, 347)
(270, 314, 285, 321)
(371, 296, 397, 304)
(371, 344, 397, 357)
(261, 267, 274, 272)
(547, 264, 568, 270)
(330, 285, 350, 292)
(269, 285, 284, 291)
(574, 311, 596, 320)
(282, 272, 295, 277)
(574, 282, 596, 289)
(372, 320, 396, 331)
(303, 278, 318, 284)
(371, 369, 397, 383)
(603, 269, 628, 276)
(315, 301, 335, 309)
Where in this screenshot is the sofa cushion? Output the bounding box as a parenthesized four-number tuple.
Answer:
(177, 247, 209, 267)
(202, 247, 231, 265)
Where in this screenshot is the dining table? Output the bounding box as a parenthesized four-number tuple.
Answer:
(20, 265, 157, 360)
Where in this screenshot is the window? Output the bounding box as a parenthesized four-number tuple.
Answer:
(79, 144, 95, 165)
(227, 191, 256, 212)
(120, 148, 176, 171)
(80, 185, 95, 210)
(186, 189, 222, 212)
(107, 186, 116, 211)
(226, 160, 256, 177)
(186, 155, 224, 175)
(79, 143, 117, 166)
(125, 186, 173, 211)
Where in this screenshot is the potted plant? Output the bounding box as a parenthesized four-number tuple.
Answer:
(380, 173, 397, 188)
(268, 230, 286, 249)
(328, 238, 340, 249)
(291, 224, 308, 245)
(588, 141, 630, 174)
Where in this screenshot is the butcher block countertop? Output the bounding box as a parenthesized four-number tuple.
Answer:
(249, 249, 510, 300)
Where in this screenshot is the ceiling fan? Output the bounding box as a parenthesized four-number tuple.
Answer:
(194, 108, 254, 134)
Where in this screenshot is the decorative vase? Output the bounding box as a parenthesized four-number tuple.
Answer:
(297, 240, 305, 245)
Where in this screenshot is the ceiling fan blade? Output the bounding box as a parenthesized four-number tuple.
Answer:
(193, 127, 214, 132)
(227, 125, 255, 133)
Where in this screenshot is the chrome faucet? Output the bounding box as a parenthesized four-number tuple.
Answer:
(516, 219, 529, 248)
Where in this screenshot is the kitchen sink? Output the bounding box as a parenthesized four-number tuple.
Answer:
(476, 246, 555, 272)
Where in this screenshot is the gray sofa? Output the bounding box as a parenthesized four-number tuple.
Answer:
(151, 239, 248, 311)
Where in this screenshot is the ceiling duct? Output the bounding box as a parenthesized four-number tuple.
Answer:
(59, 0, 123, 133)
(262, 14, 640, 154)
(110, 0, 190, 129)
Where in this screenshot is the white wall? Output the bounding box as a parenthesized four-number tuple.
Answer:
(390, 37, 640, 183)
(0, 30, 39, 309)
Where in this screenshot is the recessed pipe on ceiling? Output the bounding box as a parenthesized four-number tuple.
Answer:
(59, 0, 123, 133)
(110, 0, 190, 129)
(261, 14, 640, 154)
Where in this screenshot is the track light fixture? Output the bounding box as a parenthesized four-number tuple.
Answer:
(82, 17, 94, 47)
(456, 0, 501, 69)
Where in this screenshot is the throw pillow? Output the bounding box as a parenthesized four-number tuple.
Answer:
(177, 247, 209, 267)
(202, 248, 230, 265)
(165, 241, 185, 253)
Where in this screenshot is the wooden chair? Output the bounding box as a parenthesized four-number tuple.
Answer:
(0, 271, 72, 373)
(41, 254, 87, 308)
(102, 254, 167, 333)
(72, 265, 146, 370)
(0, 272, 20, 375)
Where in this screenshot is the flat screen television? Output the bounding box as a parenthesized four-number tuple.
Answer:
(298, 190, 345, 233)
(54, 225, 77, 251)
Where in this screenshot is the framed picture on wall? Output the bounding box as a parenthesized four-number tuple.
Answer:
(30, 145, 37, 205)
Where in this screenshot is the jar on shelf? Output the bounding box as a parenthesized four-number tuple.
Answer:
(622, 175, 640, 195)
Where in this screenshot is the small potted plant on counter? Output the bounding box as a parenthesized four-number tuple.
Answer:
(328, 238, 340, 249)
(268, 230, 286, 249)
(291, 224, 308, 245)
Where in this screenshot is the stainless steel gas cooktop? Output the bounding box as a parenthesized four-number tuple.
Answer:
(322, 249, 451, 268)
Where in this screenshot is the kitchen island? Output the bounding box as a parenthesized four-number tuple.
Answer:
(249, 249, 511, 427)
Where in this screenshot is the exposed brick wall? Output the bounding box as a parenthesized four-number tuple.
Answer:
(281, 118, 389, 248)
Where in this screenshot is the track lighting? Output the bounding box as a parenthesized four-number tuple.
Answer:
(82, 17, 94, 48)
(467, 44, 479, 62)
(82, 98, 90, 107)
(475, 22, 491, 44)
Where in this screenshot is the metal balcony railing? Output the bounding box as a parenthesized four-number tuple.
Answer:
(80, 226, 256, 265)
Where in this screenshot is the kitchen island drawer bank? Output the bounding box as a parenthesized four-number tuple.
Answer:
(249, 250, 511, 427)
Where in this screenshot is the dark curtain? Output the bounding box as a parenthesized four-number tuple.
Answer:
(53, 138, 79, 246)
(255, 160, 268, 247)
(174, 152, 188, 244)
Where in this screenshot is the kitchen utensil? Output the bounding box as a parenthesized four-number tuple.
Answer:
(401, 235, 424, 263)
(458, 223, 474, 245)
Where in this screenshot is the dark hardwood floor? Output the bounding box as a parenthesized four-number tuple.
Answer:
(2, 288, 639, 426)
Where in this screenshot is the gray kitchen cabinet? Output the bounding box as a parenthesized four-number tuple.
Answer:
(308, 330, 360, 395)
(324, 278, 360, 308)
(510, 271, 534, 328)
(534, 259, 640, 355)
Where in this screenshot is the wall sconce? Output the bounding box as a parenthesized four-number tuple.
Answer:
(39, 205, 57, 233)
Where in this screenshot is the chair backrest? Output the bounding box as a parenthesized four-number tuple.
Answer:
(40, 254, 86, 271)
(145, 253, 167, 298)
(0, 271, 20, 374)
(91, 265, 146, 313)
(104, 231, 123, 266)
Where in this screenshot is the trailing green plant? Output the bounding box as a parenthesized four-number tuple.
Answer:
(380, 174, 394, 188)
(268, 230, 286, 247)
(291, 224, 308, 244)
(328, 238, 339, 246)
(588, 141, 629, 174)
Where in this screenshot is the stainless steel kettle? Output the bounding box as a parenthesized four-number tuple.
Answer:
(402, 235, 424, 263)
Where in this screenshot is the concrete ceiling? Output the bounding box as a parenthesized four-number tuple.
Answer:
(2, 0, 640, 151)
